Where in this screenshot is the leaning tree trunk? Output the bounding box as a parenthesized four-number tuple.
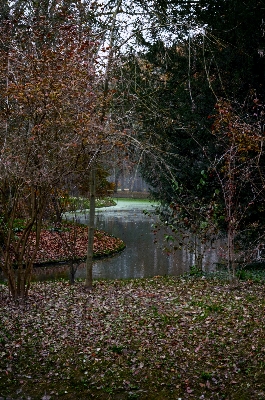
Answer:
(85, 167, 96, 289)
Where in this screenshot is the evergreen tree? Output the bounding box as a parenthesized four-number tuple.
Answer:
(114, 0, 265, 274)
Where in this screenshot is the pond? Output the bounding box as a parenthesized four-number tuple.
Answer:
(29, 198, 221, 282)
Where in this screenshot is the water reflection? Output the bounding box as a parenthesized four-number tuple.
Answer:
(83, 206, 220, 280)
(1, 199, 221, 282)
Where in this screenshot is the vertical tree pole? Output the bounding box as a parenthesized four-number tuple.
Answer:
(84, 0, 122, 289)
(85, 167, 96, 289)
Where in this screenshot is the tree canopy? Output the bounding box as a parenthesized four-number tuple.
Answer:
(1, 0, 265, 295)
(112, 0, 265, 276)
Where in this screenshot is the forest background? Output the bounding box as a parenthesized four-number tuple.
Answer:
(1, 0, 265, 299)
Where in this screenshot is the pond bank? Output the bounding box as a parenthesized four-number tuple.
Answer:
(113, 190, 150, 198)
(0, 223, 126, 284)
(32, 225, 125, 265)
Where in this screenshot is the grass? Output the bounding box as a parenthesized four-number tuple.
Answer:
(64, 196, 116, 211)
(0, 275, 265, 399)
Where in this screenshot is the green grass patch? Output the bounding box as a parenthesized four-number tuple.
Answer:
(64, 196, 116, 211)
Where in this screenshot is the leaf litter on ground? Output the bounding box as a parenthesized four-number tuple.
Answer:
(0, 276, 265, 399)
(22, 225, 125, 264)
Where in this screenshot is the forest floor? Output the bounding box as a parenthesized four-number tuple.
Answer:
(0, 275, 265, 399)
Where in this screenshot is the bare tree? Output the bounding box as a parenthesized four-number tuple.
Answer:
(0, 16, 102, 300)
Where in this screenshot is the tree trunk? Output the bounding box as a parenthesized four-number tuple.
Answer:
(84, 0, 121, 288)
(85, 167, 96, 289)
(227, 219, 237, 282)
(69, 260, 75, 285)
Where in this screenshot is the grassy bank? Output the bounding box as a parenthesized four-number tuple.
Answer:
(1, 276, 265, 399)
(63, 197, 116, 211)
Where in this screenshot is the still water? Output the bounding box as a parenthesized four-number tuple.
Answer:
(30, 198, 221, 282)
